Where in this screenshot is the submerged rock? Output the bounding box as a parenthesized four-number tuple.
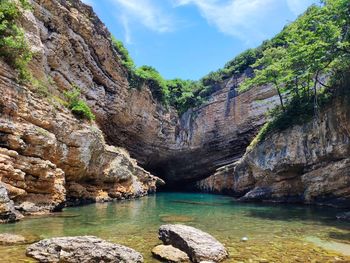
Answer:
(0, 233, 26, 245)
(159, 224, 228, 263)
(336, 212, 350, 221)
(152, 244, 190, 263)
(26, 236, 143, 263)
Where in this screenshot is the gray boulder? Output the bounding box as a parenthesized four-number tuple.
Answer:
(159, 224, 228, 262)
(26, 236, 143, 263)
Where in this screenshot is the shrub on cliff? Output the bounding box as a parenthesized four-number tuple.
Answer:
(0, 0, 32, 82)
(112, 36, 135, 71)
(64, 87, 95, 121)
(245, 0, 350, 145)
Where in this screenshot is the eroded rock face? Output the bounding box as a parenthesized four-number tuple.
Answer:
(159, 224, 228, 263)
(21, 0, 278, 186)
(151, 79, 278, 185)
(195, 163, 236, 195)
(236, 96, 350, 206)
(26, 236, 143, 263)
(0, 58, 159, 218)
(4, 0, 348, 209)
(198, 96, 350, 207)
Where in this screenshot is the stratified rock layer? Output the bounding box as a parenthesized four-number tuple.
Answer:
(26, 236, 143, 263)
(22, 0, 278, 186)
(197, 95, 350, 207)
(0, 57, 158, 218)
(159, 224, 228, 263)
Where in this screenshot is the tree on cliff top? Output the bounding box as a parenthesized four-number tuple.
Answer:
(243, 0, 350, 144)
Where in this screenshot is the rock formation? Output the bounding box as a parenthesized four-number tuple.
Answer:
(151, 78, 278, 185)
(0, 58, 160, 219)
(1, 0, 349, 218)
(20, 0, 278, 187)
(159, 224, 228, 263)
(26, 236, 144, 262)
(197, 94, 350, 207)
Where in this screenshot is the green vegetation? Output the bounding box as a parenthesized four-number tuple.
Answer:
(244, 0, 350, 146)
(111, 21, 290, 114)
(0, 0, 32, 82)
(112, 37, 198, 109)
(111, 0, 349, 126)
(112, 36, 135, 71)
(64, 86, 95, 121)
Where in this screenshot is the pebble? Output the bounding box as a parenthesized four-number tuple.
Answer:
(241, 236, 248, 242)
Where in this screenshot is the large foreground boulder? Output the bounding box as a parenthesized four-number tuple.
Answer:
(159, 224, 228, 262)
(26, 236, 143, 263)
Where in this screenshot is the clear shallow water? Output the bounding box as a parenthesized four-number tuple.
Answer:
(0, 192, 350, 262)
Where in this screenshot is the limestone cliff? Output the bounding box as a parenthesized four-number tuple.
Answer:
(0, 60, 160, 222)
(17, 0, 278, 187)
(153, 74, 279, 185)
(197, 92, 350, 207)
(1, 0, 168, 222)
(5, 0, 345, 224)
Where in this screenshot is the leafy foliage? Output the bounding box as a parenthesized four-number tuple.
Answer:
(111, 0, 349, 120)
(64, 86, 95, 121)
(243, 0, 350, 145)
(112, 36, 135, 71)
(0, 0, 32, 82)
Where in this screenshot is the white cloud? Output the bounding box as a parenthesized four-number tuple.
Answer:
(109, 0, 175, 33)
(173, 0, 278, 43)
(120, 15, 132, 44)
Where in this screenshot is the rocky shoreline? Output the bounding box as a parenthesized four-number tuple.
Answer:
(0, 224, 228, 263)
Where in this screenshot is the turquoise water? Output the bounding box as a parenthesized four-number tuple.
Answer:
(0, 192, 349, 262)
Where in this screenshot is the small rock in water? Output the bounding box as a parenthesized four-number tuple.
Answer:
(152, 244, 190, 262)
(336, 212, 350, 221)
(0, 233, 26, 245)
(241, 236, 248, 242)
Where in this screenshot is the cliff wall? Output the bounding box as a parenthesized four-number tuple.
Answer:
(197, 92, 350, 207)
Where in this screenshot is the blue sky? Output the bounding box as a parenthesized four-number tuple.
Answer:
(82, 0, 318, 80)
